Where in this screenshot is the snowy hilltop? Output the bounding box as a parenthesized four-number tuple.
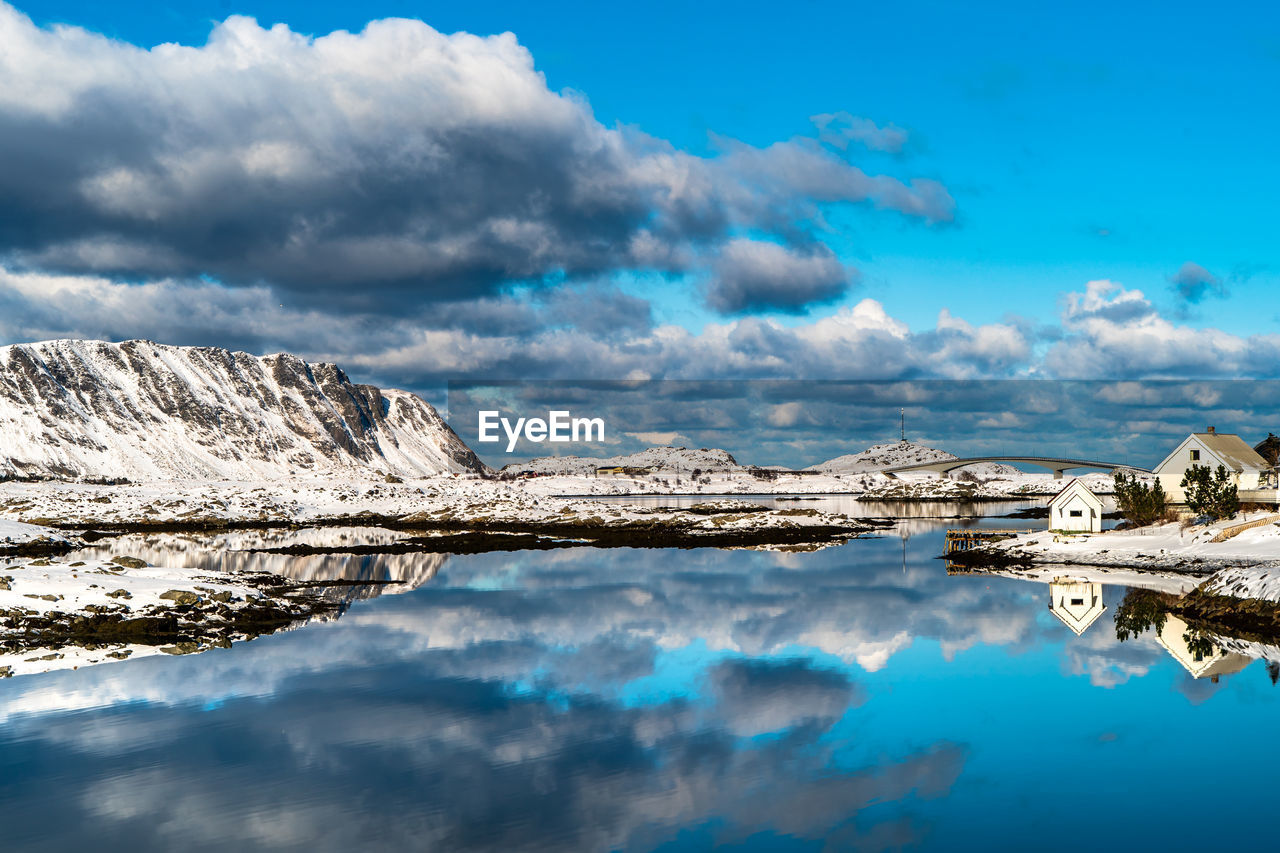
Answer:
(496, 439, 1061, 497)
(502, 446, 741, 476)
(0, 339, 484, 480)
(808, 441, 1020, 480)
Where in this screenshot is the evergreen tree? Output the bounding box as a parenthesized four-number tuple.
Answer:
(1112, 470, 1168, 526)
(1179, 463, 1239, 521)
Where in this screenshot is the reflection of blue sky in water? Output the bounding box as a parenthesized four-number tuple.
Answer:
(2, 527, 1279, 850)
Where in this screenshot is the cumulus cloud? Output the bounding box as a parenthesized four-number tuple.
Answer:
(1048, 279, 1280, 379)
(0, 4, 952, 308)
(705, 239, 852, 314)
(1061, 280, 1156, 326)
(1169, 261, 1226, 304)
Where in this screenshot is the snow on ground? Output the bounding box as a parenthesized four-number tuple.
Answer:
(509, 465, 1108, 499)
(1201, 566, 1280, 603)
(807, 441, 1019, 480)
(0, 477, 876, 547)
(0, 519, 78, 554)
(985, 511, 1280, 572)
(500, 441, 1098, 498)
(504, 447, 742, 477)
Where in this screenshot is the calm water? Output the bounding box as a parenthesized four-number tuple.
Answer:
(0, 501, 1272, 851)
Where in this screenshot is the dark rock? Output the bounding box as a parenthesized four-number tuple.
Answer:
(158, 590, 200, 606)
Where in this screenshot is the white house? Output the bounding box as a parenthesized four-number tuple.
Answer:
(1048, 580, 1106, 635)
(1153, 427, 1277, 505)
(1156, 614, 1252, 681)
(1048, 479, 1103, 532)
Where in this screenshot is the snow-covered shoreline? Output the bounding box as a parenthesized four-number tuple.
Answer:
(0, 519, 80, 556)
(0, 478, 887, 551)
(0, 553, 332, 677)
(957, 512, 1280, 573)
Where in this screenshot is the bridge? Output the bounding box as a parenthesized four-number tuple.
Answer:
(882, 456, 1150, 480)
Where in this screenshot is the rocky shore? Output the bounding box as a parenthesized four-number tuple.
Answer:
(0, 554, 334, 676)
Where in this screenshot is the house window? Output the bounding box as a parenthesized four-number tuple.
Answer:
(1071, 598, 1084, 606)
(1069, 509, 1083, 517)
(1190, 449, 1200, 461)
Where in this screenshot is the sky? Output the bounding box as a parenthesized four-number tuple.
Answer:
(1, 0, 1279, 403)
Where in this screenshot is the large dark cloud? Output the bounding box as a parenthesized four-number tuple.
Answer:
(0, 4, 952, 312)
(706, 239, 852, 314)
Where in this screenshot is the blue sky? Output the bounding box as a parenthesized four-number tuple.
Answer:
(2, 0, 1279, 390)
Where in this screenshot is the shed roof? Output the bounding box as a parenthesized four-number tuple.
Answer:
(1047, 478, 1103, 509)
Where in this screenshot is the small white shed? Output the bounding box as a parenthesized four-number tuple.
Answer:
(1048, 480, 1103, 532)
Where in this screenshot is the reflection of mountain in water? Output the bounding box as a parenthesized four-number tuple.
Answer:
(72, 529, 449, 606)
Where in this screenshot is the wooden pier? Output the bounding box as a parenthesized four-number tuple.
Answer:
(943, 528, 1021, 555)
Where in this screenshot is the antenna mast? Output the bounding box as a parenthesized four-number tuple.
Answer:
(900, 408, 906, 443)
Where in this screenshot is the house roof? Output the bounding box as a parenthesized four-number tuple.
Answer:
(1155, 432, 1270, 474)
(1047, 478, 1103, 509)
(1049, 602, 1106, 635)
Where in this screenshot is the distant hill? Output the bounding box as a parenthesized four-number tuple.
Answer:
(503, 446, 741, 476)
(808, 441, 1020, 479)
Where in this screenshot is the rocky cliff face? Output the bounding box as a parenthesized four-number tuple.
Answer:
(0, 339, 484, 480)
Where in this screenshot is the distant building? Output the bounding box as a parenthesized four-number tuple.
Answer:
(1048, 479, 1103, 532)
(1156, 614, 1252, 681)
(1153, 427, 1278, 505)
(594, 465, 654, 476)
(1048, 580, 1106, 635)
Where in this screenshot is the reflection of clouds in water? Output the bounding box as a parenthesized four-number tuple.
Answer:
(706, 657, 864, 736)
(0, 540, 1064, 720)
(2, 661, 964, 852)
(1062, 629, 1164, 688)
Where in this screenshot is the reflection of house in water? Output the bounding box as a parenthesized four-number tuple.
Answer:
(1156, 614, 1252, 681)
(1048, 580, 1106, 636)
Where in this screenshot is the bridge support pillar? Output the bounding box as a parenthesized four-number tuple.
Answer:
(1051, 468, 1065, 480)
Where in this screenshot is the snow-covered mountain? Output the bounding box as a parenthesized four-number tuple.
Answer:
(808, 441, 1019, 479)
(0, 339, 485, 480)
(503, 446, 741, 475)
